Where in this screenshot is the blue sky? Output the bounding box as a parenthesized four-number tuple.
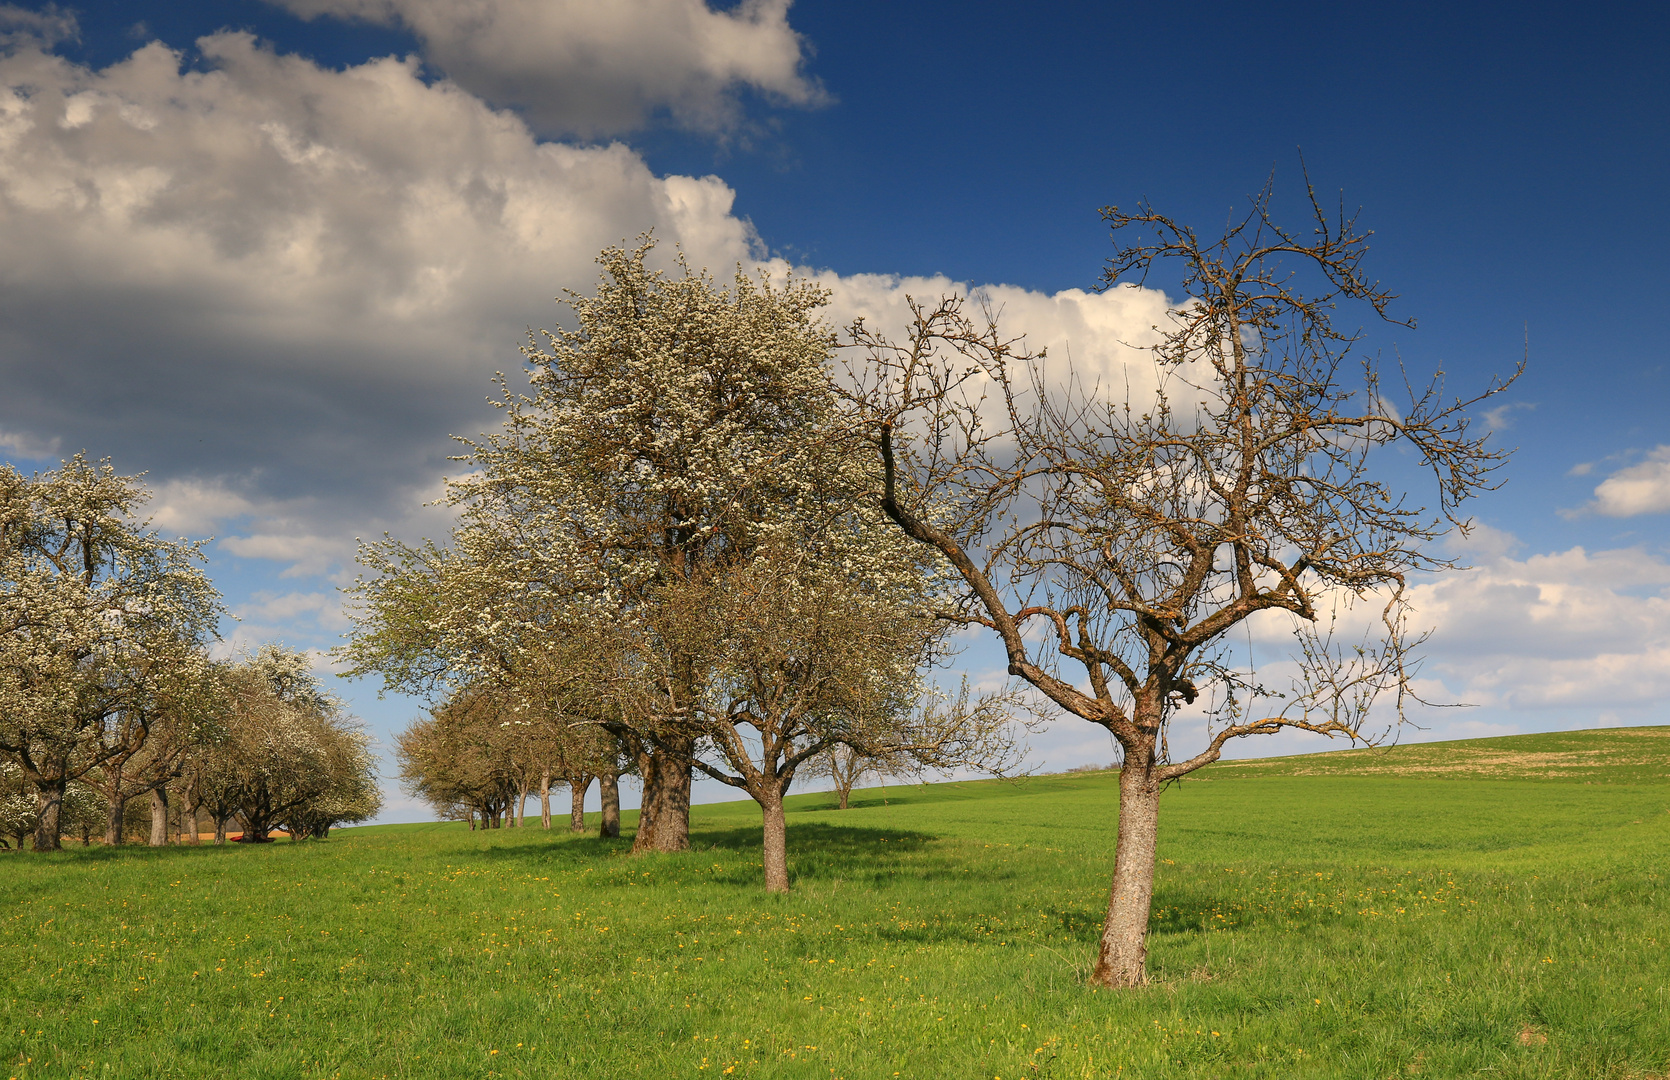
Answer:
(2, 0, 1666, 821)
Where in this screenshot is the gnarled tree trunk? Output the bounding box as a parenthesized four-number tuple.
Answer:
(539, 767, 552, 830)
(1091, 759, 1162, 987)
(181, 791, 200, 845)
(32, 782, 65, 851)
(630, 739, 692, 853)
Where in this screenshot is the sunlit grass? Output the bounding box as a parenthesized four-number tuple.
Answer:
(4, 728, 1669, 1077)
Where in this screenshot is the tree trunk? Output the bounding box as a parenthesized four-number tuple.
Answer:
(837, 782, 851, 810)
(213, 815, 228, 844)
(569, 774, 592, 834)
(761, 789, 790, 893)
(598, 771, 620, 838)
(631, 746, 659, 850)
(630, 740, 692, 854)
(539, 767, 552, 830)
(32, 781, 65, 851)
(514, 785, 527, 828)
(105, 794, 128, 847)
(467, 809, 476, 831)
(1091, 762, 1163, 988)
(182, 792, 200, 845)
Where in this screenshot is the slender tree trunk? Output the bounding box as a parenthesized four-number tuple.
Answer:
(598, 771, 620, 838)
(467, 809, 476, 831)
(1091, 761, 1163, 988)
(760, 789, 790, 894)
(630, 746, 659, 851)
(514, 785, 527, 828)
(182, 792, 200, 845)
(836, 781, 851, 810)
(569, 774, 592, 834)
(539, 767, 552, 830)
(32, 780, 65, 851)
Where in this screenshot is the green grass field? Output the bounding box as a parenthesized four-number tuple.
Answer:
(4, 727, 1669, 1079)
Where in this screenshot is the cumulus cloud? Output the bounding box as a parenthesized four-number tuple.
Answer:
(1585, 446, 1670, 517)
(0, 31, 1184, 583)
(0, 33, 762, 556)
(269, 0, 825, 136)
(0, 3, 76, 49)
(0, 424, 61, 459)
(1409, 543, 1670, 710)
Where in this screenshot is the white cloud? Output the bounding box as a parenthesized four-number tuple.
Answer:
(0, 33, 762, 548)
(269, 0, 825, 136)
(0, 31, 1188, 583)
(145, 477, 257, 535)
(1587, 446, 1670, 517)
(1443, 520, 1521, 561)
(236, 590, 350, 631)
(0, 424, 61, 460)
(1481, 400, 1534, 431)
(0, 3, 76, 50)
(1409, 542, 1670, 710)
(220, 533, 347, 577)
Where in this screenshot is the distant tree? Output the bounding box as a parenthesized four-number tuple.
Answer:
(196, 647, 380, 842)
(847, 181, 1518, 986)
(804, 680, 1007, 810)
(804, 743, 886, 811)
(396, 687, 526, 829)
(0, 455, 222, 850)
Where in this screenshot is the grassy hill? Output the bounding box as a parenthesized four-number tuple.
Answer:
(3, 727, 1668, 1078)
(1206, 725, 1670, 784)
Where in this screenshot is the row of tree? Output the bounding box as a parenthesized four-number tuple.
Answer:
(344, 242, 1023, 893)
(0, 459, 381, 850)
(393, 678, 922, 834)
(346, 179, 1517, 988)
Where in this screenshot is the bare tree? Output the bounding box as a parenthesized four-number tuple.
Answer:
(846, 180, 1518, 986)
(805, 739, 894, 811)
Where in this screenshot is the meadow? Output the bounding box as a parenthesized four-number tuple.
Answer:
(3, 727, 1668, 1079)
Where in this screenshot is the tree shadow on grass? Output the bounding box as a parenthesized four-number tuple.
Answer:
(461, 821, 942, 889)
(784, 779, 1032, 814)
(700, 820, 936, 873)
